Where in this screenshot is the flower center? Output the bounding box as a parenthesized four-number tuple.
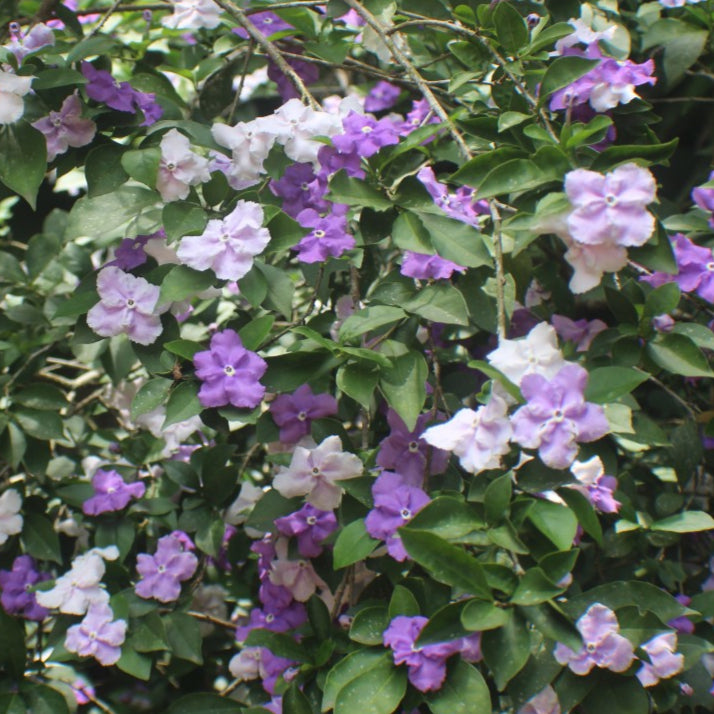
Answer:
(166, 162, 176, 171)
(224, 365, 235, 376)
(88, 630, 97, 640)
(298, 560, 307, 569)
(314, 229, 325, 238)
(408, 440, 420, 453)
(707, 262, 714, 272)
(158, 565, 166, 573)
(51, 114, 63, 127)
(126, 298, 136, 308)
(586, 642, 597, 653)
(361, 126, 373, 134)
(301, 182, 310, 191)
(306, 515, 317, 525)
(297, 411, 308, 421)
(219, 232, 230, 242)
(311, 467, 320, 475)
(400, 508, 412, 520)
(604, 193, 617, 206)
(552, 409, 564, 422)
(265, 613, 274, 622)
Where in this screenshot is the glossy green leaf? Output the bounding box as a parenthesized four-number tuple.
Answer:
(131, 378, 173, 420)
(528, 500, 578, 551)
(159, 265, 215, 303)
(322, 651, 389, 712)
(0, 121, 47, 209)
(163, 381, 202, 428)
(334, 658, 406, 714)
(584, 366, 648, 404)
(482, 611, 531, 689)
(493, 1, 527, 52)
(647, 333, 714, 378)
(333, 520, 379, 569)
(539, 56, 599, 102)
(426, 661, 491, 714)
(651, 511, 714, 533)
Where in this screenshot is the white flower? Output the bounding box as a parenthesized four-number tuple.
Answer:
(0, 489, 23, 545)
(273, 435, 363, 510)
(156, 129, 210, 202)
(487, 322, 566, 386)
(554, 18, 616, 54)
(225, 482, 264, 525)
(422, 393, 513, 475)
(35, 546, 119, 615)
(162, 0, 222, 30)
(0, 69, 33, 124)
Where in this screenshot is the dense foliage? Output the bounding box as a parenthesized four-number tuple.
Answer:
(2, 0, 714, 712)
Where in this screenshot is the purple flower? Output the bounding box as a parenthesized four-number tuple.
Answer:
(554, 603, 635, 675)
(270, 384, 338, 443)
(82, 62, 136, 113)
(569, 456, 620, 514)
(31, 92, 96, 161)
(400, 252, 466, 280)
(157, 128, 210, 201)
(332, 112, 400, 158)
(364, 81, 401, 112)
(295, 209, 355, 263)
(511, 363, 610, 469)
(551, 315, 607, 352)
(109, 235, 150, 270)
(636, 632, 684, 687)
(82, 469, 146, 516)
(135, 531, 199, 603)
(234, 11, 293, 38)
(692, 172, 714, 228)
(383, 615, 455, 692)
(565, 163, 656, 248)
(274, 503, 338, 557)
(668, 595, 695, 635)
(268, 56, 319, 101)
(518, 685, 561, 714)
(7, 22, 54, 62)
(416, 167, 487, 226)
(194, 329, 267, 409)
(365, 472, 430, 561)
(133, 90, 163, 126)
(235, 603, 307, 642)
(65, 603, 127, 666)
(177, 200, 270, 280)
(0, 555, 50, 621)
(87, 266, 164, 346)
(641, 234, 714, 302)
(270, 163, 329, 219)
(317, 145, 365, 179)
(228, 646, 295, 695)
(376, 410, 449, 484)
(402, 98, 440, 134)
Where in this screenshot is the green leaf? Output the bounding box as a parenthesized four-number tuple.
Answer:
(460, 599, 511, 632)
(651, 511, 714, 533)
(392, 211, 434, 254)
(643, 282, 681, 320)
(590, 139, 679, 172)
(584, 367, 648, 403)
(518, 603, 582, 652)
(400, 529, 491, 599)
(322, 651, 389, 712)
(162, 201, 207, 241)
(482, 611, 531, 689)
(164, 612, 203, 664)
(493, 1, 527, 52)
(339, 306, 406, 342)
(404, 283, 469, 326)
(672, 322, 714, 351)
(165, 694, 243, 714)
(510, 568, 564, 606)
(163, 381, 202, 428)
(416, 601, 470, 645)
(23, 684, 71, 714)
(526, 21, 574, 54)
(159, 265, 215, 303)
(164, 339, 203, 360)
(121, 147, 161, 189)
(0, 608, 26, 680)
(333, 520, 379, 569)
(450, 147, 526, 187)
(388, 585, 421, 620)
(116, 647, 153, 680)
(416, 212, 491, 268)
(379, 351, 427, 431)
(85, 143, 128, 197)
(558, 489, 602, 545)
(337, 362, 380, 409)
(475, 159, 561, 199)
(131, 612, 169, 652)
(407, 496, 485, 541)
(528, 500, 577, 551)
(539, 56, 599, 102)
(485, 473, 512, 524)
(0, 121, 47, 209)
(14, 408, 64, 441)
(245, 629, 311, 662)
(349, 606, 388, 646)
(334, 658, 407, 714)
(426, 661, 491, 714)
(13, 384, 66, 411)
(0, 252, 25, 283)
(647, 333, 714, 378)
(239, 315, 275, 351)
(329, 170, 393, 210)
(583, 676, 649, 714)
(283, 683, 313, 714)
(0, 695, 25, 714)
(255, 262, 295, 318)
(131, 378, 173, 420)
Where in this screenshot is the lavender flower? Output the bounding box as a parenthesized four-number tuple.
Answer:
(275, 503, 338, 557)
(551, 315, 607, 352)
(156, 128, 211, 202)
(636, 632, 684, 687)
(402, 98, 440, 134)
(295, 209, 355, 263)
(518, 685, 561, 714)
(554, 603, 635, 674)
(31, 92, 96, 161)
(268, 56, 319, 101)
(364, 81, 401, 112)
(0, 69, 34, 124)
(135, 531, 199, 603)
(87, 266, 164, 346)
(0, 488, 23, 544)
(692, 172, 714, 228)
(133, 90, 163, 126)
(332, 111, 400, 158)
(65, 603, 127, 666)
(82, 469, 146, 516)
(162, 0, 222, 30)
(0, 556, 49, 620)
(273, 435, 363, 510)
(108, 234, 151, 271)
(376, 410, 449, 484)
(400, 252, 466, 280)
(383, 616, 456, 692)
(270, 384, 338, 443)
(229, 646, 295, 695)
(193, 328, 267, 409)
(660, 0, 704, 7)
(269, 163, 329, 219)
(417, 167, 488, 226)
(268, 550, 327, 602)
(81, 62, 136, 113)
(511, 363, 609, 469)
(235, 604, 306, 642)
(668, 595, 695, 635)
(234, 11, 293, 38)
(6, 22, 54, 62)
(569, 456, 620, 513)
(317, 145, 366, 179)
(365, 472, 430, 561)
(564, 163, 657, 248)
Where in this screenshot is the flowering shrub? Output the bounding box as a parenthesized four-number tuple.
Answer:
(3, 1, 714, 713)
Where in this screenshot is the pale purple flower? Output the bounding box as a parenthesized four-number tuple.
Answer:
(332, 111, 400, 158)
(0, 488, 22, 544)
(108, 234, 150, 270)
(269, 163, 329, 219)
(317, 145, 366, 179)
(156, 129, 210, 202)
(269, 553, 327, 602)
(383, 616, 455, 692)
(422, 393, 513, 475)
(193, 328, 267, 409)
(569, 456, 620, 513)
(229, 646, 294, 695)
(162, 0, 222, 29)
(518, 685, 561, 714)
(81, 62, 136, 113)
(234, 11, 293, 38)
(668, 595, 695, 635)
(551, 315, 607, 352)
(65, 603, 127, 666)
(641, 234, 714, 302)
(6, 23, 54, 62)
(273, 435, 363, 510)
(225, 482, 264, 526)
(660, 0, 704, 9)
(0, 69, 33, 124)
(692, 172, 714, 228)
(82, 469, 146, 516)
(235, 603, 306, 642)
(400, 252, 466, 280)
(268, 56, 319, 101)
(565, 163, 657, 248)
(270, 384, 338, 443)
(636, 632, 684, 687)
(417, 167, 487, 226)
(177, 200, 269, 280)
(295, 209, 355, 263)
(402, 98, 440, 134)
(0, 556, 49, 621)
(554, 18, 616, 54)
(275, 503, 338, 557)
(87, 266, 164, 346)
(376, 410, 449, 484)
(554, 603, 635, 675)
(133, 91, 162, 126)
(365, 472, 430, 561)
(365, 81, 400, 112)
(31, 92, 96, 161)
(135, 531, 199, 603)
(35, 546, 119, 615)
(512, 363, 610, 469)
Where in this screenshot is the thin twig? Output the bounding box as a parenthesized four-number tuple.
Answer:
(188, 610, 237, 631)
(489, 200, 507, 342)
(86, 0, 123, 39)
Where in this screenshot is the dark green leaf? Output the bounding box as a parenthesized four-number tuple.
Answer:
(121, 147, 161, 189)
(86, 143, 128, 197)
(404, 283, 470, 326)
(333, 520, 379, 569)
(416, 212, 491, 268)
(0, 608, 26, 679)
(336, 362, 380, 409)
(323, 651, 390, 712)
(23, 684, 71, 714)
(334, 658, 406, 714)
(162, 201, 207, 241)
(131, 378, 173, 420)
(164, 612, 203, 664)
(482, 611, 531, 690)
(329, 170, 393, 210)
(493, 2, 527, 52)
(283, 683, 313, 714)
(539, 56, 599, 102)
(485, 473, 512, 524)
(0, 121, 47, 209)
(408, 496, 485, 541)
(426, 661, 491, 714)
(528, 500, 577, 551)
(460, 599, 511, 632)
(163, 381, 202, 428)
(239, 315, 275, 351)
(510, 569, 564, 606)
(14, 408, 64, 441)
(13, 384, 66, 411)
(164, 694, 243, 714)
(584, 367, 648, 404)
(379, 351, 427, 431)
(349, 606, 388, 646)
(590, 139, 679, 172)
(647, 333, 714, 378)
(159, 265, 215, 303)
